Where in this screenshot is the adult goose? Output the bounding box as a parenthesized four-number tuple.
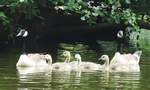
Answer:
(16, 29, 52, 67)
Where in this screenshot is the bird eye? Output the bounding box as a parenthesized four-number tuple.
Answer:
(101, 55, 106, 59)
(46, 59, 49, 63)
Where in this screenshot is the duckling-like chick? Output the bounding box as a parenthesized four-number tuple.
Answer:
(52, 51, 71, 72)
(71, 54, 101, 72)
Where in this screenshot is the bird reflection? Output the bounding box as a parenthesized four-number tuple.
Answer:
(16, 66, 52, 75)
(98, 72, 141, 89)
(16, 64, 141, 90)
(16, 66, 52, 90)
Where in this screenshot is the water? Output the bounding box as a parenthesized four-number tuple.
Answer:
(0, 49, 150, 90)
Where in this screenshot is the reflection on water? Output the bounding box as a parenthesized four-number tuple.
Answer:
(0, 49, 150, 90)
(9, 66, 142, 90)
(51, 71, 81, 90)
(17, 66, 51, 75)
(16, 67, 52, 90)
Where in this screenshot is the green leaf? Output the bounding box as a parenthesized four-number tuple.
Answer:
(125, 0, 131, 4)
(81, 16, 86, 21)
(0, 12, 6, 18)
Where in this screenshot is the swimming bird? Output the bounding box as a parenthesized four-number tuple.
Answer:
(52, 51, 71, 71)
(72, 53, 102, 72)
(16, 29, 52, 67)
(16, 53, 52, 67)
(99, 51, 142, 72)
(110, 51, 142, 66)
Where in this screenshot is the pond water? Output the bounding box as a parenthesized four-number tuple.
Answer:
(0, 47, 150, 90)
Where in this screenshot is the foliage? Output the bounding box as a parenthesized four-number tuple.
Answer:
(50, 0, 150, 31)
(0, 0, 150, 32)
(0, 12, 9, 27)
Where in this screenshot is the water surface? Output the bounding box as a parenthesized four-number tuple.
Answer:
(0, 49, 150, 90)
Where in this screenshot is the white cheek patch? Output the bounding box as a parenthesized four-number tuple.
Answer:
(16, 32, 22, 37)
(23, 31, 28, 37)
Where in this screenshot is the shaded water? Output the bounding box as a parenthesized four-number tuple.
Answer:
(0, 48, 150, 90)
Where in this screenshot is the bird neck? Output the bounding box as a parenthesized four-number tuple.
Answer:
(104, 57, 110, 71)
(133, 55, 140, 64)
(22, 37, 26, 54)
(64, 55, 71, 63)
(133, 51, 142, 63)
(46, 59, 52, 65)
(77, 58, 82, 65)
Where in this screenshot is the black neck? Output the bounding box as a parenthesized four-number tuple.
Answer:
(22, 37, 26, 54)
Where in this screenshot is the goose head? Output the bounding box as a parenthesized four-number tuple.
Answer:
(62, 51, 71, 57)
(74, 54, 82, 64)
(99, 55, 109, 61)
(117, 30, 124, 38)
(17, 29, 28, 37)
(44, 54, 52, 65)
(62, 51, 71, 63)
(99, 55, 110, 71)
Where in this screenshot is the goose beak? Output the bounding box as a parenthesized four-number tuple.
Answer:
(98, 57, 102, 61)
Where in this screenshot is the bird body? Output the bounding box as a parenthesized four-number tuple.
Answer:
(16, 54, 35, 67)
(72, 54, 102, 72)
(52, 62, 71, 72)
(110, 51, 142, 67)
(16, 53, 52, 67)
(80, 62, 102, 71)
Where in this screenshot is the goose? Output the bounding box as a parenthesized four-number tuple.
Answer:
(99, 51, 142, 72)
(52, 51, 71, 71)
(16, 29, 52, 67)
(72, 54, 102, 72)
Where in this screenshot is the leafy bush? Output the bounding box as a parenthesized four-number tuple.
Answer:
(0, 0, 149, 32)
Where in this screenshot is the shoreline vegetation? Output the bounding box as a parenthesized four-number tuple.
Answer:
(0, 0, 150, 54)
